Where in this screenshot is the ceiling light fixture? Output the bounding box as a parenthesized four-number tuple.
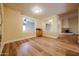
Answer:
(32, 6, 42, 14)
(49, 19, 53, 23)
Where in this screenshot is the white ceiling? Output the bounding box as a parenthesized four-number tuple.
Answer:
(4, 3, 79, 19)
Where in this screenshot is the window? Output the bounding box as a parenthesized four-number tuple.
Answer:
(22, 18, 35, 32)
(45, 23, 51, 32)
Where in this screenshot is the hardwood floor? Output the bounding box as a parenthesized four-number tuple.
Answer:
(58, 35, 78, 44)
(1, 35, 79, 56)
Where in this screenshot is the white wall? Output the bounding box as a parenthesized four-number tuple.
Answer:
(69, 18, 78, 34)
(3, 7, 37, 43)
(42, 15, 60, 38)
(63, 18, 69, 28)
(2, 6, 61, 43)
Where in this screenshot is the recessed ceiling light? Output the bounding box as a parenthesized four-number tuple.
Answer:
(32, 6, 42, 14)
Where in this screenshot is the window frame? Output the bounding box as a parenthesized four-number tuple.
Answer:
(22, 17, 36, 33)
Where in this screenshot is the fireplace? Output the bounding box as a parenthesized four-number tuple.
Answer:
(64, 28, 71, 33)
(62, 28, 74, 35)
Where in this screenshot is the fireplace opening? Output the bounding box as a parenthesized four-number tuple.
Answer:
(64, 28, 72, 33)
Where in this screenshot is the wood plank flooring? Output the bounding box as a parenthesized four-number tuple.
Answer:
(1, 35, 79, 56)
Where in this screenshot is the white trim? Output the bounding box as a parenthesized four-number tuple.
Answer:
(60, 33, 78, 35)
(43, 35, 58, 39)
(0, 4, 5, 55)
(3, 35, 58, 44)
(3, 36, 35, 44)
(0, 42, 5, 55)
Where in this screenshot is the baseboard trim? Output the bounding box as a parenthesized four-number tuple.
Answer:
(3, 36, 35, 44)
(0, 43, 5, 55)
(43, 35, 58, 39)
